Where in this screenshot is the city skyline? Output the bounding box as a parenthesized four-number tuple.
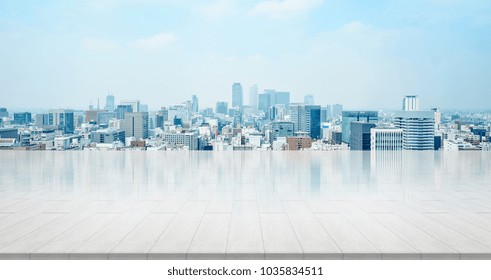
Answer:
(1, 1, 491, 110)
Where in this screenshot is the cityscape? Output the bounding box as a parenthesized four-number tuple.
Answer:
(0, 85, 490, 152)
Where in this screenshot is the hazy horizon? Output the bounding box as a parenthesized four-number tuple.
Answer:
(1, 0, 490, 110)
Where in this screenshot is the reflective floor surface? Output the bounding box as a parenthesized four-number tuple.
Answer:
(0, 151, 490, 259)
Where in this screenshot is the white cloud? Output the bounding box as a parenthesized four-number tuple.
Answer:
(128, 32, 177, 50)
(198, 0, 238, 19)
(82, 37, 119, 51)
(252, 0, 323, 19)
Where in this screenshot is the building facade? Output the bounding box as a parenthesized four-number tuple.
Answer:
(394, 111, 435, 150)
(123, 112, 149, 139)
(370, 128, 403, 151)
(350, 122, 376, 150)
(341, 111, 378, 144)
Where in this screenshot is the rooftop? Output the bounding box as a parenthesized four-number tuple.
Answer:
(0, 151, 490, 260)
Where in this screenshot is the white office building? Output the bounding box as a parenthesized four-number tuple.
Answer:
(370, 128, 403, 151)
(402, 95, 420, 111)
(163, 130, 199, 150)
(395, 111, 435, 150)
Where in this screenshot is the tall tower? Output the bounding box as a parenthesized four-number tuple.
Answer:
(304, 94, 315, 105)
(232, 83, 243, 110)
(249, 85, 258, 111)
(191, 95, 199, 113)
(105, 94, 115, 112)
(402, 95, 420, 111)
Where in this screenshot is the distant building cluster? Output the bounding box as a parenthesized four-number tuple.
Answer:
(0, 91, 490, 152)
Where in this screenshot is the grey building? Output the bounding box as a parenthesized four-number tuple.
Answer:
(191, 95, 199, 113)
(97, 112, 116, 125)
(216, 102, 228, 115)
(258, 90, 290, 113)
(48, 109, 75, 134)
(270, 121, 294, 143)
(341, 111, 378, 144)
(290, 104, 321, 139)
(350, 122, 376, 150)
(232, 83, 243, 109)
(105, 94, 115, 112)
(163, 130, 199, 150)
(115, 105, 133, 120)
(90, 129, 125, 144)
(123, 112, 149, 139)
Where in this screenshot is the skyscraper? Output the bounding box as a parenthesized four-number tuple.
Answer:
(105, 94, 115, 112)
(216, 102, 228, 115)
(123, 112, 149, 139)
(232, 83, 243, 109)
(349, 122, 376, 150)
(49, 109, 75, 134)
(249, 85, 258, 111)
(332, 104, 343, 117)
(290, 104, 321, 139)
(192, 95, 199, 113)
(304, 94, 315, 105)
(395, 111, 435, 150)
(341, 111, 378, 144)
(258, 90, 290, 113)
(120, 100, 140, 113)
(402, 95, 420, 111)
(115, 105, 133, 120)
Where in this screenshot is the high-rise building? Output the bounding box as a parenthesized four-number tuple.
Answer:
(168, 104, 189, 123)
(258, 90, 290, 113)
(349, 122, 376, 150)
(249, 85, 258, 111)
(370, 128, 403, 151)
(332, 104, 343, 117)
(35, 113, 50, 127)
(432, 108, 441, 129)
(192, 95, 199, 113)
(49, 109, 75, 134)
(232, 83, 243, 109)
(270, 121, 294, 143)
(216, 102, 228, 115)
(402, 95, 420, 111)
(13, 112, 32, 125)
(97, 111, 116, 125)
(321, 107, 327, 122)
(341, 111, 378, 144)
(0, 108, 8, 118)
(140, 104, 149, 113)
(394, 111, 435, 150)
(160, 107, 169, 122)
(105, 94, 115, 112)
(326, 105, 332, 118)
(120, 100, 140, 112)
(123, 112, 149, 139)
(85, 110, 106, 124)
(290, 104, 321, 139)
(304, 94, 315, 105)
(115, 105, 133, 120)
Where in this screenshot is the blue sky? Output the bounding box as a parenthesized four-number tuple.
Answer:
(1, 0, 490, 111)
